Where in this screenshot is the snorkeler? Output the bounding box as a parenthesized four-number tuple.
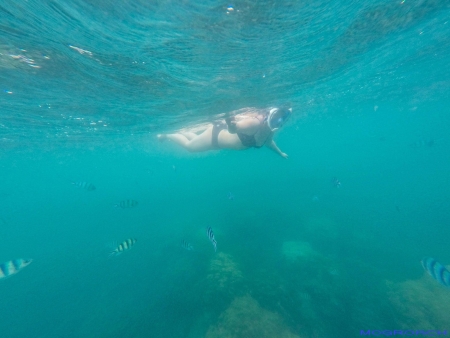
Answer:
(157, 106, 291, 158)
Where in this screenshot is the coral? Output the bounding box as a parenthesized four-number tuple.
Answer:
(281, 241, 318, 262)
(205, 252, 244, 302)
(386, 270, 450, 329)
(205, 294, 302, 338)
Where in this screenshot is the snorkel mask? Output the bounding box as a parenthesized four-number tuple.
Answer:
(267, 107, 292, 131)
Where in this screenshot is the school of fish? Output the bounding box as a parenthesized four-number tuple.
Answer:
(2, 179, 448, 312)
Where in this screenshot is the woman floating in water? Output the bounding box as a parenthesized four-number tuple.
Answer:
(157, 106, 292, 158)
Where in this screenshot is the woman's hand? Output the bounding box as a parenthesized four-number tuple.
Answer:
(266, 139, 288, 159)
(225, 117, 237, 134)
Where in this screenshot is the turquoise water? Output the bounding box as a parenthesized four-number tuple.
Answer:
(1, 1, 450, 337)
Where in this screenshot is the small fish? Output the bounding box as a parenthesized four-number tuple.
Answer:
(328, 268, 339, 276)
(206, 226, 217, 252)
(331, 177, 341, 188)
(72, 181, 96, 191)
(410, 138, 434, 149)
(69, 45, 93, 56)
(421, 257, 450, 287)
(227, 192, 234, 200)
(0, 259, 32, 280)
(181, 240, 194, 251)
(115, 199, 139, 208)
(109, 238, 137, 257)
(298, 292, 311, 301)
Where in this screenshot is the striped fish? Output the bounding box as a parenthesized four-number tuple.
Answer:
(181, 240, 194, 251)
(206, 226, 217, 252)
(109, 238, 137, 257)
(0, 259, 32, 280)
(71, 181, 96, 191)
(115, 199, 139, 208)
(421, 257, 450, 287)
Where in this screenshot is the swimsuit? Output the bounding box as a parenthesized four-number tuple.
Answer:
(212, 115, 268, 149)
(237, 132, 259, 148)
(211, 121, 227, 149)
(236, 115, 268, 148)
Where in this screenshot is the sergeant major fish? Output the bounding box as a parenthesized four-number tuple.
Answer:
(0, 258, 32, 280)
(421, 257, 450, 287)
(410, 138, 434, 149)
(206, 226, 217, 252)
(115, 199, 139, 208)
(109, 238, 137, 257)
(181, 240, 194, 251)
(72, 181, 96, 191)
(331, 177, 341, 188)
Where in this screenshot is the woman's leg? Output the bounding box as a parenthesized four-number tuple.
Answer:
(157, 132, 199, 143)
(181, 132, 198, 140)
(159, 126, 214, 152)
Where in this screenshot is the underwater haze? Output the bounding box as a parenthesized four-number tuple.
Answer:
(1, 0, 450, 337)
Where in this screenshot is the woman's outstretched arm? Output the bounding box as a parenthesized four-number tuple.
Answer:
(266, 139, 288, 159)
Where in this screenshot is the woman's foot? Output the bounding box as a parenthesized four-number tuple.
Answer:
(157, 134, 167, 142)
